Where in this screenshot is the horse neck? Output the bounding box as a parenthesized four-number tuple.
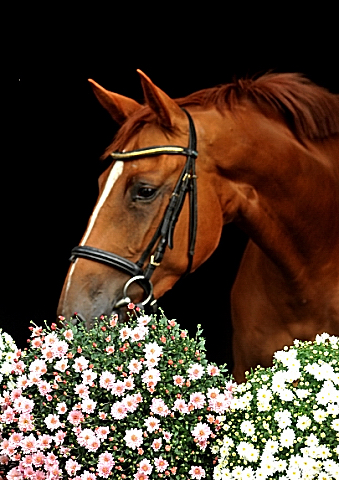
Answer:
(209, 109, 339, 281)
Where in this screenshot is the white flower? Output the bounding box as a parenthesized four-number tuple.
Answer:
(274, 410, 292, 429)
(240, 420, 255, 436)
(278, 388, 295, 402)
(263, 439, 279, 455)
(304, 433, 319, 447)
(312, 408, 327, 423)
(280, 427, 295, 447)
(331, 418, 339, 431)
(296, 414, 311, 430)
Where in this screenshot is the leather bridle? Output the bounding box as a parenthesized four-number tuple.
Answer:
(70, 109, 198, 314)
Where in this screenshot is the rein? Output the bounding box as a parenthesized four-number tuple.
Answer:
(70, 109, 198, 314)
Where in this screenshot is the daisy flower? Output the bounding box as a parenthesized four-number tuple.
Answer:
(124, 428, 143, 450)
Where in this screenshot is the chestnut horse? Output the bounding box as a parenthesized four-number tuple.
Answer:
(58, 71, 339, 382)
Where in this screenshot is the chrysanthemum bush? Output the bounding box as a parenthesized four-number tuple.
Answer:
(0, 309, 233, 479)
(213, 333, 339, 479)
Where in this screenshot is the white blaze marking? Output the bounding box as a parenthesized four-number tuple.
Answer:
(81, 160, 124, 245)
(63, 161, 124, 303)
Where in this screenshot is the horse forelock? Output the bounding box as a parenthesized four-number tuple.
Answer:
(102, 73, 339, 159)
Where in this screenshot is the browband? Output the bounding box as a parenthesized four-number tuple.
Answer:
(110, 145, 198, 161)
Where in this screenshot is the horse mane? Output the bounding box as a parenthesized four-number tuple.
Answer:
(106, 73, 339, 156)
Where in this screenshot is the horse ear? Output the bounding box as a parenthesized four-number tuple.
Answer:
(88, 79, 142, 125)
(137, 69, 187, 128)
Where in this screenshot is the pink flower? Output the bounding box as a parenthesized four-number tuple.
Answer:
(150, 398, 169, 417)
(41, 346, 56, 362)
(119, 326, 131, 341)
(162, 431, 172, 442)
(124, 376, 135, 390)
(154, 456, 168, 472)
(54, 358, 69, 372)
(63, 329, 74, 341)
(207, 364, 220, 376)
(189, 392, 206, 409)
(172, 398, 189, 414)
(54, 429, 66, 445)
(18, 413, 34, 431)
(130, 326, 148, 342)
(191, 422, 212, 441)
(144, 342, 163, 358)
(97, 462, 113, 478)
(141, 368, 161, 386)
(99, 371, 116, 390)
(173, 375, 185, 387)
(124, 394, 139, 413)
(111, 380, 126, 396)
(16, 375, 30, 389)
(209, 393, 231, 413)
(145, 355, 160, 368)
(144, 416, 160, 432)
(73, 355, 89, 373)
(52, 340, 69, 358)
(151, 438, 162, 451)
(81, 369, 97, 384)
(32, 451, 45, 467)
(134, 473, 149, 480)
(138, 458, 153, 475)
(31, 337, 43, 348)
(65, 458, 81, 476)
(74, 383, 90, 399)
(187, 364, 204, 380)
(128, 359, 142, 374)
(95, 427, 109, 440)
(67, 409, 84, 426)
(86, 436, 101, 452)
(20, 434, 37, 454)
(124, 428, 143, 450)
(38, 380, 52, 396)
(189, 465, 206, 479)
(111, 401, 128, 420)
(1, 406, 15, 423)
(105, 345, 115, 354)
(81, 398, 97, 414)
(56, 401, 67, 415)
(9, 432, 23, 445)
(44, 414, 61, 431)
(137, 315, 151, 326)
(44, 333, 58, 346)
(37, 434, 53, 450)
(80, 471, 96, 480)
(207, 387, 220, 400)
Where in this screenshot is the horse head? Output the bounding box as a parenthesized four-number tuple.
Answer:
(57, 71, 224, 327)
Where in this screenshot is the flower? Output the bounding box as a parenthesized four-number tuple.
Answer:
(189, 465, 206, 479)
(124, 428, 143, 450)
(0, 313, 230, 479)
(214, 334, 339, 480)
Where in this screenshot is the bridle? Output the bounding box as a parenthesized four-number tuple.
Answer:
(70, 109, 198, 314)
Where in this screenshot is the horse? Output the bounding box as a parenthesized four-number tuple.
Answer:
(58, 70, 339, 382)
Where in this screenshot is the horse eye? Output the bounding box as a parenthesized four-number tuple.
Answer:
(135, 186, 158, 201)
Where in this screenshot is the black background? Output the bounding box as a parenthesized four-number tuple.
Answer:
(7, 11, 338, 372)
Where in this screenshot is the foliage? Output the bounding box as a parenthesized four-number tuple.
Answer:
(0, 308, 232, 479)
(213, 333, 339, 479)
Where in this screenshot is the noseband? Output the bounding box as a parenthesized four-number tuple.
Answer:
(70, 109, 198, 314)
